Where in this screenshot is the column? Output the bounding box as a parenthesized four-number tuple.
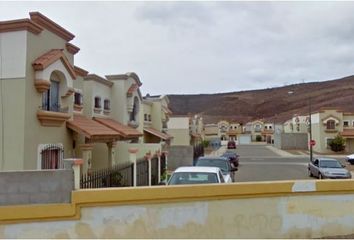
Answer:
(64, 158, 84, 190)
(145, 151, 152, 186)
(79, 144, 94, 175)
(156, 150, 161, 183)
(129, 148, 139, 187)
(107, 141, 117, 167)
(162, 151, 169, 185)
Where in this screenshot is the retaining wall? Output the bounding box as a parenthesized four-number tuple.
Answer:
(0, 169, 73, 205)
(1, 180, 354, 238)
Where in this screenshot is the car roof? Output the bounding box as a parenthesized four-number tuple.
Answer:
(317, 158, 338, 161)
(198, 156, 229, 161)
(173, 166, 221, 173)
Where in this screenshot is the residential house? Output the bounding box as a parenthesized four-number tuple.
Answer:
(204, 124, 219, 142)
(142, 95, 173, 149)
(244, 120, 264, 141)
(167, 117, 190, 146)
(190, 115, 204, 146)
(227, 122, 242, 142)
(0, 12, 163, 172)
(311, 108, 354, 153)
(283, 115, 309, 133)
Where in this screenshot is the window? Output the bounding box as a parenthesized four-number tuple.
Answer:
(265, 126, 268, 130)
(42, 80, 60, 112)
(269, 126, 272, 129)
(144, 114, 148, 121)
(40, 144, 64, 169)
(148, 114, 151, 122)
(254, 124, 261, 132)
(74, 92, 82, 105)
(343, 121, 349, 127)
(94, 97, 101, 108)
(104, 99, 110, 110)
(326, 120, 335, 130)
(130, 97, 139, 122)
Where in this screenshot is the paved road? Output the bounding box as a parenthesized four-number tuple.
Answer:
(211, 144, 350, 182)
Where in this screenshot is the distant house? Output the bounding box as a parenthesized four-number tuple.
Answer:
(167, 117, 190, 146)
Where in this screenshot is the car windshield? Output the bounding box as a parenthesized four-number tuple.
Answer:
(168, 172, 218, 185)
(196, 159, 229, 172)
(319, 160, 342, 168)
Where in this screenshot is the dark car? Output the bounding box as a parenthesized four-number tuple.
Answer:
(195, 156, 237, 182)
(227, 140, 236, 149)
(221, 151, 240, 167)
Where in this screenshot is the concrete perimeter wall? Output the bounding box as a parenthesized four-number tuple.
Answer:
(274, 133, 308, 150)
(0, 170, 73, 205)
(168, 145, 193, 170)
(1, 180, 354, 238)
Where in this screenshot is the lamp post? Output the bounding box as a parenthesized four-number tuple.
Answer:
(288, 91, 313, 161)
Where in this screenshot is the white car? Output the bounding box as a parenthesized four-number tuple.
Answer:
(346, 154, 354, 165)
(167, 166, 226, 185)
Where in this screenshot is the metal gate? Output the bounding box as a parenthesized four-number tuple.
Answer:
(136, 159, 149, 186)
(151, 157, 159, 185)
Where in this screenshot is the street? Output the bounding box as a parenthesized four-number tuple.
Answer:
(214, 144, 349, 182)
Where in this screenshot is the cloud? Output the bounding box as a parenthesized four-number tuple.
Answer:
(2, 2, 354, 95)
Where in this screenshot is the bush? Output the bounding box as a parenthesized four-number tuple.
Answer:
(202, 140, 210, 148)
(256, 135, 262, 142)
(329, 135, 346, 152)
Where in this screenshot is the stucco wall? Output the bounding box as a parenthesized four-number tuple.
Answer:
(1, 180, 354, 238)
(168, 145, 193, 170)
(274, 133, 308, 150)
(0, 169, 73, 205)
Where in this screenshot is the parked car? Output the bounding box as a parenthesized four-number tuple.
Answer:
(195, 156, 237, 182)
(227, 140, 236, 149)
(308, 158, 352, 179)
(167, 166, 225, 185)
(221, 150, 240, 167)
(346, 154, 354, 165)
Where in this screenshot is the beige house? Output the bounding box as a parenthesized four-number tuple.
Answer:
(244, 120, 264, 141)
(167, 117, 190, 146)
(227, 122, 242, 141)
(142, 95, 172, 148)
(189, 115, 204, 146)
(0, 12, 165, 172)
(204, 124, 219, 141)
(311, 109, 354, 153)
(283, 115, 309, 133)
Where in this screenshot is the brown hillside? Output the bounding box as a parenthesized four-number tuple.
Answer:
(168, 75, 354, 124)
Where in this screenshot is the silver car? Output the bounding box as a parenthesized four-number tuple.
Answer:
(308, 158, 352, 179)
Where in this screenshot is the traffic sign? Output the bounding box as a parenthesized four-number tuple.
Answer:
(309, 140, 316, 146)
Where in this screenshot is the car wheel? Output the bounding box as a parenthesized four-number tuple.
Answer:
(318, 173, 323, 179)
(308, 168, 313, 177)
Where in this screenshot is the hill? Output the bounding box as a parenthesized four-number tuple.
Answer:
(168, 75, 354, 124)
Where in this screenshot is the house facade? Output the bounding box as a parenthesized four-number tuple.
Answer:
(0, 12, 167, 172)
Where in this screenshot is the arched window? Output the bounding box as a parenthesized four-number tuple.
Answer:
(327, 120, 335, 130)
(130, 97, 139, 122)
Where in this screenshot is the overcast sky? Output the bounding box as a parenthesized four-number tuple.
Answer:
(2, 1, 354, 95)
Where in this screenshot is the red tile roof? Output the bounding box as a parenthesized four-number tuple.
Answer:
(144, 127, 173, 140)
(94, 118, 142, 139)
(341, 129, 354, 137)
(32, 49, 76, 79)
(66, 114, 120, 142)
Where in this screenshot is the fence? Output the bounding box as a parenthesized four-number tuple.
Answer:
(80, 162, 134, 188)
(151, 156, 159, 185)
(193, 144, 205, 165)
(136, 158, 149, 186)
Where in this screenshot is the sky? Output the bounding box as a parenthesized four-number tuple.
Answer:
(2, 1, 354, 95)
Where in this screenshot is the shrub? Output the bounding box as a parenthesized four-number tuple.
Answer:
(329, 135, 346, 152)
(256, 135, 262, 142)
(202, 140, 210, 148)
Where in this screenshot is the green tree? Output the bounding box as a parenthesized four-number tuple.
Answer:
(202, 140, 210, 148)
(329, 135, 346, 152)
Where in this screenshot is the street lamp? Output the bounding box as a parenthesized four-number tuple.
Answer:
(288, 91, 313, 161)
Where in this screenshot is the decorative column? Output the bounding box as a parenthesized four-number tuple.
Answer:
(145, 151, 152, 186)
(129, 148, 139, 187)
(107, 141, 117, 167)
(79, 144, 94, 175)
(162, 151, 169, 185)
(156, 150, 161, 183)
(64, 158, 84, 190)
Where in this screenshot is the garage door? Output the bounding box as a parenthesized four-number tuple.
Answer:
(239, 135, 251, 144)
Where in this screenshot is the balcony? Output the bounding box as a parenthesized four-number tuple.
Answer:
(37, 106, 70, 127)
